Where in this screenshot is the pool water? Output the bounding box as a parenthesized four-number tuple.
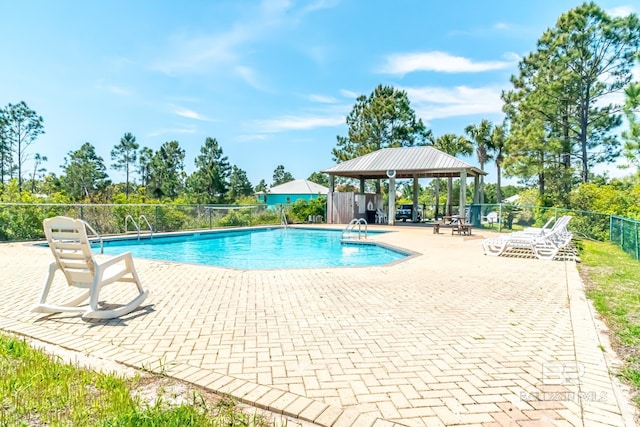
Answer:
(98, 228, 407, 269)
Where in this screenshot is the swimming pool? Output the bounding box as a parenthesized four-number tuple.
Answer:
(97, 228, 408, 269)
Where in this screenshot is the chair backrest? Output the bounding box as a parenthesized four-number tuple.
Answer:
(551, 215, 571, 233)
(43, 216, 95, 286)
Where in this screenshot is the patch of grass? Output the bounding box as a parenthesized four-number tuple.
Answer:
(577, 239, 640, 405)
(0, 334, 276, 426)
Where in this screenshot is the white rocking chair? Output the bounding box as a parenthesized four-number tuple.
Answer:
(32, 216, 149, 319)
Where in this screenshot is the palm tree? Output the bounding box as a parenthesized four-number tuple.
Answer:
(465, 119, 494, 204)
(432, 134, 473, 217)
(491, 124, 507, 203)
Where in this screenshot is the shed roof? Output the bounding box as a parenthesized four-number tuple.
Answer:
(321, 146, 486, 179)
(268, 179, 329, 195)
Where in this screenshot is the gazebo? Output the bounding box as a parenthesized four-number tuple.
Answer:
(321, 146, 486, 225)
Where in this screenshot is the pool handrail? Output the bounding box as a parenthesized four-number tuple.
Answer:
(139, 215, 153, 239)
(124, 214, 140, 239)
(81, 219, 104, 254)
(342, 218, 368, 240)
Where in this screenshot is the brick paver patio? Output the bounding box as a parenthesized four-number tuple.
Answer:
(0, 225, 635, 426)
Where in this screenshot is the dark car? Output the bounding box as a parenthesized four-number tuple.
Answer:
(395, 204, 422, 222)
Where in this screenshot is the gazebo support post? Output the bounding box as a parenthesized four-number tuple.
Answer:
(359, 176, 365, 194)
(388, 176, 396, 226)
(472, 175, 480, 225)
(328, 175, 335, 224)
(459, 169, 467, 221)
(434, 178, 440, 220)
(412, 175, 419, 222)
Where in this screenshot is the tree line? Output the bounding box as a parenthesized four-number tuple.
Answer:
(1, 2, 639, 212)
(0, 107, 304, 204)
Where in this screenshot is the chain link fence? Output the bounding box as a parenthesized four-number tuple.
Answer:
(2, 202, 639, 260)
(610, 215, 640, 260)
(468, 204, 611, 242)
(0, 203, 280, 241)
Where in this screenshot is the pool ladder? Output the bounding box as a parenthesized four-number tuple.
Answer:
(125, 215, 154, 240)
(342, 218, 368, 240)
(280, 206, 288, 229)
(81, 219, 104, 254)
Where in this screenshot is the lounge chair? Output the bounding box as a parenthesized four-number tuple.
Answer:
(482, 222, 573, 260)
(521, 215, 571, 236)
(32, 216, 149, 319)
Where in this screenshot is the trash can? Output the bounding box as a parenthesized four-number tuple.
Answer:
(366, 210, 376, 223)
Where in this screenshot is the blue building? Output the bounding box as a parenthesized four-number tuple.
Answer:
(257, 179, 329, 207)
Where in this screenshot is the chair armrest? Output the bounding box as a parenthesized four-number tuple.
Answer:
(95, 251, 133, 269)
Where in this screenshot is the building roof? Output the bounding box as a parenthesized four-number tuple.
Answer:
(321, 146, 486, 179)
(268, 179, 329, 195)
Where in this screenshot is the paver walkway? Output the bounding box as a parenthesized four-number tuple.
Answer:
(0, 225, 635, 426)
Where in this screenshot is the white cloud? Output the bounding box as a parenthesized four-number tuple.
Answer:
(607, 5, 635, 17)
(147, 126, 197, 137)
(255, 115, 344, 132)
(493, 22, 510, 30)
(234, 65, 267, 91)
(340, 89, 359, 98)
(308, 94, 338, 103)
(379, 51, 517, 75)
(404, 85, 505, 121)
(174, 107, 212, 121)
(153, 0, 338, 77)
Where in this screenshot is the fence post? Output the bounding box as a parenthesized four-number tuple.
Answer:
(498, 204, 502, 232)
(609, 215, 613, 242)
(80, 205, 84, 220)
(635, 222, 640, 261)
(209, 207, 213, 229)
(155, 206, 159, 232)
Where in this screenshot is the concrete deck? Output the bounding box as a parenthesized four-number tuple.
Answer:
(0, 225, 635, 426)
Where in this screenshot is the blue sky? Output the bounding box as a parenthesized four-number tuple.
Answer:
(0, 0, 637, 188)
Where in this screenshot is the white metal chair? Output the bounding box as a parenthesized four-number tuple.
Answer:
(32, 216, 149, 319)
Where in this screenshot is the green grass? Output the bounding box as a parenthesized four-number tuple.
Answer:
(0, 334, 275, 426)
(577, 239, 640, 404)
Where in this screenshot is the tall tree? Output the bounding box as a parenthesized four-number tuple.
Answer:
(333, 85, 431, 162)
(147, 141, 185, 200)
(60, 143, 110, 200)
(333, 84, 432, 192)
(307, 171, 329, 187)
(504, 2, 640, 194)
(272, 164, 294, 186)
(432, 134, 473, 216)
(621, 80, 640, 171)
(255, 179, 268, 193)
(0, 109, 11, 187)
(465, 119, 494, 204)
(0, 102, 44, 191)
(186, 137, 231, 203)
(30, 153, 47, 193)
(137, 146, 153, 188)
(110, 132, 139, 199)
(228, 165, 253, 201)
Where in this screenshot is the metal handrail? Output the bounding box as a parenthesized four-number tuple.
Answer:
(139, 215, 153, 239)
(342, 218, 368, 240)
(124, 214, 140, 239)
(280, 207, 288, 229)
(81, 219, 104, 254)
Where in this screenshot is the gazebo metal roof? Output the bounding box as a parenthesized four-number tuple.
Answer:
(321, 146, 486, 179)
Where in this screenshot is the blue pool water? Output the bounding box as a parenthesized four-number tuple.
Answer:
(97, 228, 407, 269)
